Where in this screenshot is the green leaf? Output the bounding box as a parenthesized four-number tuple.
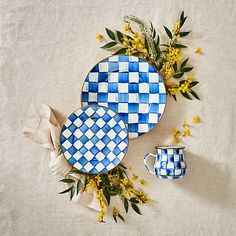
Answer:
(119, 163, 127, 169)
(144, 36, 149, 52)
(180, 12, 187, 27)
(109, 188, 119, 196)
(155, 47, 161, 61)
(180, 67, 193, 72)
(150, 21, 154, 32)
(154, 50, 160, 61)
(165, 85, 170, 95)
(156, 35, 160, 46)
(173, 62, 177, 72)
(76, 180, 81, 195)
(131, 203, 142, 215)
(113, 215, 117, 223)
(180, 11, 185, 22)
(105, 28, 115, 40)
(116, 30, 123, 43)
(174, 44, 187, 48)
(69, 169, 85, 175)
(179, 80, 187, 85)
(123, 170, 129, 179)
(189, 81, 199, 88)
(163, 25, 172, 39)
(118, 168, 124, 179)
(112, 47, 126, 55)
(101, 41, 117, 49)
(103, 190, 111, 205)
(180, 17, 187, 27)
(172, 94, 177, 101)
(70, 186, 75, 201)
(59, 179, 75, 184)
(153, 28, 156, 39)
(173, 72, 184, 78)
(159, 44, 169, 47)
(124, 198, 129, 213)
(181, 58, 189, 69)
(58, 187, 72, 194)
(130, 197, 139, 204)
(190, 90, 200, 100)
(118, 214, 125, 222)
(179, 31, 191, 37)
(180, 91, 192, 100)
(132, 51, 141, 57)
(126, 35, 134, 40)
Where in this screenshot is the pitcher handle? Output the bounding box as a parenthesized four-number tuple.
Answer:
(144, 153, 156, 175)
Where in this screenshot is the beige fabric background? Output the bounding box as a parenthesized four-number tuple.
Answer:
(1, 0, 236, 235)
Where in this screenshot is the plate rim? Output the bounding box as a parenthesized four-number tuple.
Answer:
(60, 104, 130, 174)
(80, 54, 167, 139)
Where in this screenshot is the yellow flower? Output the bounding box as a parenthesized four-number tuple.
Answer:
(132, 174, 138, 181)
(195, 47, 202, 54)
(163, 62, 174, 76)
(165, 46, 182, 64)
(140, 179, 147, 185)
(122, 41, 128, 47)
(138, 43, 143, 49)
(172, 136, 180, 143)
(179, 82, 190, 93)
(187, 75, 194, 83)
(97, 210, 105, 222)
(123, 37, 129, 42)
(192, 115, 200, 123)
(172, 128, 181, 136)
(95, 175, 102, 185)
(96, 188, 107, 222)
(143, 48, 148, 54)
(85, 177, 97, 191)
(173, 34, 180, 41)
(123, 23, 131, 33)
(183, 121, 190, 129)
(128, 166, 133, 171)
(96, 33, 103, 41)
(96, 189, 104, 202)
(183, 128, 191, 136)
(135, 190, 150, 204)
(112, 207, 120, 217)
(134, 32, 140, 39)
(173, 21, 181, 33)
(125, 48, 132, 55)
(169, 87, 180, 95)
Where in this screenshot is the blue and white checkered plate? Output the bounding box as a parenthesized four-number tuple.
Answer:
(60, 105, 129, 174)
(81, 55, 166, 139)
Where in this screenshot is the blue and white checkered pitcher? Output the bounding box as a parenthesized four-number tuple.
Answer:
(144, 146, 187, 179)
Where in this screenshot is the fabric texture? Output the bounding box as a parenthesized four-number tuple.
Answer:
(0, 0, 236, 235)
(22, 102, 103, 211)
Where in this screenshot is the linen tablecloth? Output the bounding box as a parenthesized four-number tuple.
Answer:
(0, 0, 236, 235)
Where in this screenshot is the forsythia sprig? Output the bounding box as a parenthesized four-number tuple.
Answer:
(97, 11, 201, 101)
(172, 115, 201, 143)
(58, 164, 149, 223)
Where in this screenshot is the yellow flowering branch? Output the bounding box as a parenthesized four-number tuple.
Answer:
(171, 115, 201, 143)
(59, 164, 149, 223)
(97, 11, 201, 102)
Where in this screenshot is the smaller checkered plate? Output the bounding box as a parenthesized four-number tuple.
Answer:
(60, 105, 129, 174)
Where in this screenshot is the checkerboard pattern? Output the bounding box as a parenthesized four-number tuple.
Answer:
(60, 106, 128, 174)
(155, 148, 187, 179)
(81, 55, 166, 139)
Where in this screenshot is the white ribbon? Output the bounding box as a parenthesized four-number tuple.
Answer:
(22, 102, 101, 211)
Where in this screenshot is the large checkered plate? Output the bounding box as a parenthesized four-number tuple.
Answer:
(81, 55, 166, 139)
(60, 105, 129, 174)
